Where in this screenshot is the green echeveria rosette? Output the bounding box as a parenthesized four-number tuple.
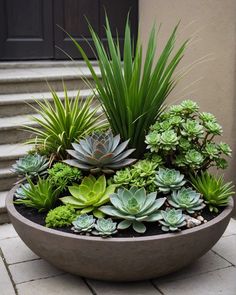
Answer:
(159, 208, 186, 232)
(168, 187, 206, 214)
(145, 131, 160, 152)
(204, 121, 222, 135)
(92, 218, 117, 237)
(199, 112, 217, 123)
(217, 142, 232, 156)
(15, 183, 31, 199)
(180, 100, 199, 114)
(100, 187, 166, 233)
(184, 150, 204, 169)
(203, 143, 220, 160)
(155, 168, 186, 194)
(181, 119, 204, 139)
(72, 214, 95, 233)
(12, 154, 49, 178)
(159, 130, 179, 151)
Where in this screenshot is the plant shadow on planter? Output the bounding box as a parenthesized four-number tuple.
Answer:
(6, 187, 234, 282)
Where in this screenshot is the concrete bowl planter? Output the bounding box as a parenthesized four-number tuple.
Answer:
(6, 186, 234, 282)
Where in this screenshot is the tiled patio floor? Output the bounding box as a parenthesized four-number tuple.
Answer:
(0, 219, 236, 295)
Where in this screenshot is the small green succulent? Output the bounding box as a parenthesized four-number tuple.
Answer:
(204, 121, 222, 135)
(72, 214, 95, 233)
(190, 172, 235, 213)
(15, 183, 31, 199)
(145, 131, 160, 152)
(203, 143, 219, 160)
(218, 142, 232, 156)
(14, 177, 59, 212)
(113, 168, 133, 186)
(168, 187, 205, 214)
(159, 130, 179, 150)
(180, 100, 199, 114)
(181, 119, 204, 139)
(12, 154, 49, 178)
(60, 175, 117, 218)
(93, 218, 117, 237)
(155, 168, 186, 193)
(45, 205, 77, 228)
(48, 162, 82, 191)
(100, 187, 166, 233)
(199, 112, 216, 122)
(160, 208, 186, 232)
(184, 150, 204, 168)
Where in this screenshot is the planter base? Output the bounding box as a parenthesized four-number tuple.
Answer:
(6, 187, 234, 281)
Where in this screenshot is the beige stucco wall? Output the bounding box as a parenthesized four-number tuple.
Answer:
(139, 0, 236, 213)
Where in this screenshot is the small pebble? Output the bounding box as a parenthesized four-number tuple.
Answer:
(197, 216, 204, 222)
(204, 220, 208, 223)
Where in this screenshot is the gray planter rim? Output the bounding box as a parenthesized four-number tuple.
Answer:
(6, 185, 234, 242)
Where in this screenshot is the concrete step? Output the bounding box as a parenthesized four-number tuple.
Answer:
(0, 88, 93, 117)
(0, 191, 9, 224)
(0, 60, 98, 69)
(0, 114, 39, 144)
(0, 65, 100, 94)
(0, 168, 17, 191)
(0, 143, 32, 169)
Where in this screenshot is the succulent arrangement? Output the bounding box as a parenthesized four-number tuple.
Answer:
(12, 16, 234, 239)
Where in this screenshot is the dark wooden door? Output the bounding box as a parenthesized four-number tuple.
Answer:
(54, 0, 138, 59)
(0, 0, 53, 60)
(0, 0, 138, 60)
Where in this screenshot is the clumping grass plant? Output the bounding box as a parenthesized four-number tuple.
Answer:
(70, 17, 188, 157)
(12, 15, 235, 239)
(25, 85, 107, 159)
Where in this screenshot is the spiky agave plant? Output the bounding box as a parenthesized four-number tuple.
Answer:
(25, 85, 107, 159)
(69, 16, 188, 157)
(190, 172, 235, 213)
(64, 132, 136, 174)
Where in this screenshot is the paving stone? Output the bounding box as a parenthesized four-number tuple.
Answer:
(213, 235, 236, 265)
(0, 237, 38, 264)
(154, 266, 236, 295)
(9, 259, 63, 284)
(0, 223, 17, 240)
(223, 218, 236, 237)
(0, 256, 15, 295)
(17, 274, 92, 295)
(87, 280, 161, 295)
(153, 250, 230, 283)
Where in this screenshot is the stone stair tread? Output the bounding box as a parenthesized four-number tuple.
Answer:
(0, 191, 8, 213)
(0, 143, 31, 160)
(0, 66, 100, 83)
(0, 167, 15, 178)
(0, 114, 40, 130)
(0, 88, 93, 105)
(0, 60, 98, 69)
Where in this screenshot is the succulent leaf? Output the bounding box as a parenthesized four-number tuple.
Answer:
(155, 168, 186, 193)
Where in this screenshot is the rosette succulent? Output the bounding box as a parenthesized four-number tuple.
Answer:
(15, 183, 31, 199)
(100, 187, 166, 233)
(204, 121, 222, 135)
(184, 150, 204, 168)
(181, 119, 204, 139)
(159, 130, 179, 150)
(72, 214, 95, 233)
(60, 175, 116, 218)
(160, 208, 186, 232)
(155, 168, 186, 193)
(145, 131, 160, 152)
(93, 218, 117, 237)
(12, 154, 49, 178)
(180, 100, 199, 114)
(190, 172, 235, 213)
(169, 187, 205, 214)
(64, 132, 136, 174)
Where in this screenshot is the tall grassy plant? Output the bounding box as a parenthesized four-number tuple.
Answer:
(69, 17, 188, 157)
(25, 86, 107, 159)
